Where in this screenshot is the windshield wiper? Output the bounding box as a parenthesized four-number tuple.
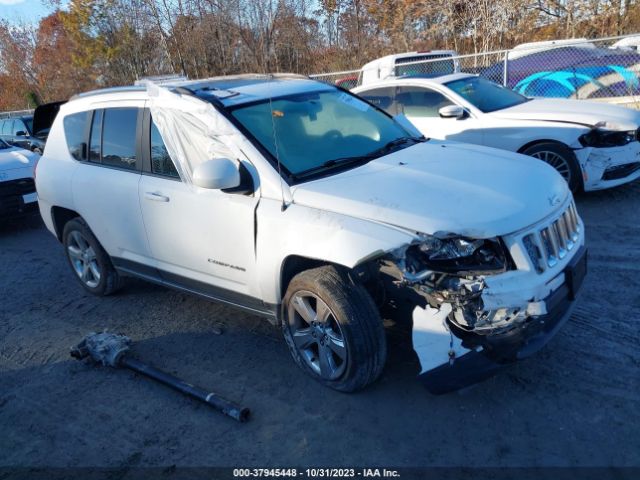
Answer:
(368, 136, 425, 156)
(292, 136, 424, 181)
(291, 154, 376, 180)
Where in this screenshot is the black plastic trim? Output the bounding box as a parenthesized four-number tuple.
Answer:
(111, 257, 277, 319)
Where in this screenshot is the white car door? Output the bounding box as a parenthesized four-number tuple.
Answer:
(138, 111, 260, 301)
(71, 105, 153, 266)
(394, 85, 485, 145)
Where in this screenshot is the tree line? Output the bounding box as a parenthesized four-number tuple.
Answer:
(1, 0, 639, 110)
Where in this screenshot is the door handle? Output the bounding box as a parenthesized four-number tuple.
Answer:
(144, 192, 170, 202)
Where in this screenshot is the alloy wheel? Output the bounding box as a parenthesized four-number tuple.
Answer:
(531, 150, 572, 184)
(67, 230, 101, 288)
(288, 291, 348, 380)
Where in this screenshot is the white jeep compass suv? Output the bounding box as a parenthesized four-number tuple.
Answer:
(36, 74, 587, 393)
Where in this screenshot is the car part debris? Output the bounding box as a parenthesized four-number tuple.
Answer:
(70, 332, 250, 422)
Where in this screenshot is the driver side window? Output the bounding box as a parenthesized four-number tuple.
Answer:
(13, 120, 27, 135)
(396, 86, 453, 118)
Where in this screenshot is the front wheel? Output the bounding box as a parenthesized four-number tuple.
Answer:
(522, 142, 582, 193)
(282, 265, 387, 392)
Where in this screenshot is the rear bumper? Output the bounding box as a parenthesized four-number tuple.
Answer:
(419, 246, 587, 394)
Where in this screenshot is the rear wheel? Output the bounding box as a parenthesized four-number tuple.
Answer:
(282, 265, 386, 392)
(62, 218, 121, 296)
(522, 142, 582, 192)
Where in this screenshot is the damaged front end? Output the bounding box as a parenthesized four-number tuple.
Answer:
(576, 123, 640, 190)
(381, 230, 586, 394)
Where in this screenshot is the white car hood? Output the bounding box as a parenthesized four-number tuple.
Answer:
(291, 141, 568, 238)
(0, 147, 37, 172)
(493, 98, 640, 130)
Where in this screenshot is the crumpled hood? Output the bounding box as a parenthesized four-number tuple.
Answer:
(0, 147, 37, 171)
(492, 98, 640, 130)
(291, 141, 569, 238)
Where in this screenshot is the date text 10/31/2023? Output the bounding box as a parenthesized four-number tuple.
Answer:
(233, 468, 401, 478)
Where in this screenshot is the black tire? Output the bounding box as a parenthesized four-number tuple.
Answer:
(62, 217, 121, 296)
(282, 265, 386, 392)
(522, 142, 583, 193)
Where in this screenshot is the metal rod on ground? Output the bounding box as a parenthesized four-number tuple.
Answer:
(121, 357, 249, 422)
(70, 332, 250, 422)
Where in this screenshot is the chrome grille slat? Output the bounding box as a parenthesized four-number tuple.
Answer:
(521, 201, 581, 273)
(554, 219, 568, 259)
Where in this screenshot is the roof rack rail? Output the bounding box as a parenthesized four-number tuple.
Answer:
(0, 109, 34, 119)
(70, 85, 146, 101)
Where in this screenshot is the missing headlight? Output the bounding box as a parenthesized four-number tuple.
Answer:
(407, 236, 508, 275)
(578, 128, 638, 148)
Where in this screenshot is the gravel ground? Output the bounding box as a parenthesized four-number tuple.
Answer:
(1, 181, 639, 473)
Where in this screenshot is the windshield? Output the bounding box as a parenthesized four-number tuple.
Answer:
(23, 117, 33, 133)
(0, 139, 9, 149)
(445, 77, 529, 113)
(229, 89, 412, 179)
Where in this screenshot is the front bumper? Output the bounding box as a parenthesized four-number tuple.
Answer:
(0, 179, 38, 219)
(577, 143, 640, 191)
(418, 246, 587, 394)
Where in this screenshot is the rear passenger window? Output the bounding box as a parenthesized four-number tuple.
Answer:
(150, 118, 179, 178)
(359, 87, 396, 115)
(101, 108, 138, 170)
(395, 86, 453, 118)
(63, 112, 88, 161)
(89, 110, 103, 163)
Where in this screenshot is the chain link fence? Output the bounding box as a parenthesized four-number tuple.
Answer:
(310, 34, 640, 106)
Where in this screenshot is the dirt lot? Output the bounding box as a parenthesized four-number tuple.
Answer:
(1, 181, 639, 474)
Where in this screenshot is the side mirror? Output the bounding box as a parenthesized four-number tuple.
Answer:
(438, 105, 466, 119)
(192, 158, 240, 190)
(15, 131, 27, 137)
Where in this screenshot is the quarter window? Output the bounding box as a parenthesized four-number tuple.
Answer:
(63, 112, 89, 161)
(395, 86, 454, 118)
(101, 108, 138, 170)
(150, 118, 179, 178)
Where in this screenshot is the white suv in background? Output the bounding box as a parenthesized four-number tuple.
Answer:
(36, 75, 586, 393)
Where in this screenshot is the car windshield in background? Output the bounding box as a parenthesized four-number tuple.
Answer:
(445, 77, 529, 113)
(24, 118, 33, 133)
(395, 56, 455, 78)
(230, 89, 413, 180)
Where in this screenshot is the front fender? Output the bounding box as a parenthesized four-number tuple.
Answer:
(255, 198, 415, 304)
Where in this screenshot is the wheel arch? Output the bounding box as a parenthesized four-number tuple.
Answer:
(517, 138, 570, 154)
(280, 255, 343, 303)
(279, 253, 384, 309)
(51, 206, 80, 242)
